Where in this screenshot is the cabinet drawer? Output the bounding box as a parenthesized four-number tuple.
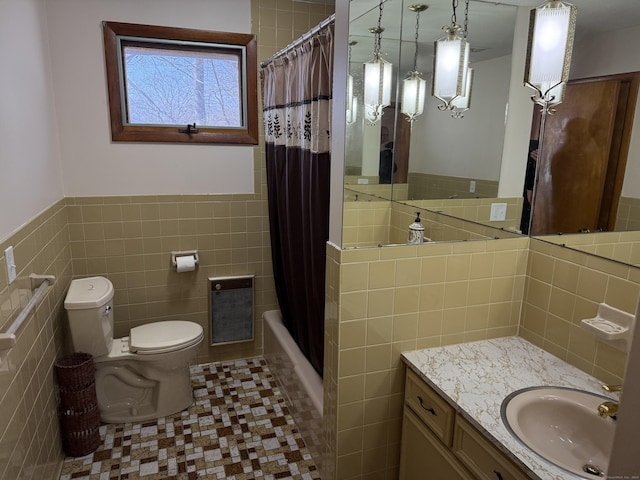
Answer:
(400, 408, 474, 480)
(453, 415, 531, 480)
(404, 369, 455, 446)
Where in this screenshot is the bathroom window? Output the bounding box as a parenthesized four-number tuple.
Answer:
(103, 22, 258, 144)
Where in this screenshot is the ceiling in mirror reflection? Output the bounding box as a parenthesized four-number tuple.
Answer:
(349, 0, 640, 84)
(348, 0, 517, 67)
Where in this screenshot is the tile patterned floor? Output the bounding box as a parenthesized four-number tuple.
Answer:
(59, 358, 321, 480)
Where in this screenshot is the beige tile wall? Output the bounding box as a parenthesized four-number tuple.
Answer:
(0, 200, 72, 480)
(389, 202, 521, 245)
(343, 193, 524, 236)
(3, 202, 631, 480)
(323, 242, 341, 480)
(521, 239, 640, 384)
(65, 192, 277, 365)
(342, 200, 521, 249)
(252, 0, 334, 63)
(407, 172, 499, 200)
(407, 197, 523, 232)
(616, 196, 640, 231)
(538, 230, 640, 267)
(344, 176, 381, 186)
(342, 200, 392, 248)
(343, 189, 389, 203)
(323, 237, 529, 480)
(324, 235, 640, 480)
(342, 183, 409, 201)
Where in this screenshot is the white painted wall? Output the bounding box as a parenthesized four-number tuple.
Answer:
(45, 0, 254, 197)
(498, 6, 535, 199)
(0, 0, 65, 242)
(361, 122, 382, 177)
(409, 55, 511, 182)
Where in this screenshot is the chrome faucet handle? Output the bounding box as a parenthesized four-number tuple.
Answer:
(602, 384, 623, 393)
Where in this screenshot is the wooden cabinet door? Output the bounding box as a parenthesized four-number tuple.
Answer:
(454, 415, 531, 480)
(400, 409, 474, 480)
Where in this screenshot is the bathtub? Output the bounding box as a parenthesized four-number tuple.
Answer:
(263, 310, 323, 470)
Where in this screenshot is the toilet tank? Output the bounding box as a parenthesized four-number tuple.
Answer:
(64, 276, 115, 357)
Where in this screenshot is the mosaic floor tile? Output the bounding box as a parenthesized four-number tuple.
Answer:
(59, 358, 321, 480)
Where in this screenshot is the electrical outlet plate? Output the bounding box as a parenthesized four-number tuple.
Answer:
(490, 203, 507, 222)
(469, 180, 476, 193)
(4, 246, 16, 284)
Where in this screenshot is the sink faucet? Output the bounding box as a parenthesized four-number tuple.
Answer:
(597, 384, 622, 419)
(597, 401, 618, 419)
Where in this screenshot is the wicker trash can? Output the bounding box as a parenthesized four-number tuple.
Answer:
(55, 352, 101, 457)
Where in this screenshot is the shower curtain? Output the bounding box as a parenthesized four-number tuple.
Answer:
(261, 23, 334, 376)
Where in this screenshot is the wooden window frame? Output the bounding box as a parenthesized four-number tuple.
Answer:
(103, 21, 258, 145)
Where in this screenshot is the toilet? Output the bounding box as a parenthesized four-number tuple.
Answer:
(64, 276, 204, 424)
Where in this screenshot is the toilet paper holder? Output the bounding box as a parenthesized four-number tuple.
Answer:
(171, 250, 199, 271)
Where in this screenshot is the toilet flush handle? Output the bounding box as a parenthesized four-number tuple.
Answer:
(103, 305, 112, 316)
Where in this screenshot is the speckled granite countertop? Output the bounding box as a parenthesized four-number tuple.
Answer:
(402, 336, 617, 480)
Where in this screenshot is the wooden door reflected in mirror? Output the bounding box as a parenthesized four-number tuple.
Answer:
(530, 72, 639, 236)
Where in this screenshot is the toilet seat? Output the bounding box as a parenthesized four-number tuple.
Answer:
(130, 321, 204, 354)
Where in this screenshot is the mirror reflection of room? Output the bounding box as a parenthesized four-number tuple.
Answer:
(345, 0, 515, 207)
(343, 0, 640, 264)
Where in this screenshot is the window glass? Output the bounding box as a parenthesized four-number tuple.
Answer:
(103, 22, 258, 144)
(122, 42, 242, 128)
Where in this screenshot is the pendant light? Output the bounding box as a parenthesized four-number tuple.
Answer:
(524, 0, 577, 114)
(450, 67, 473, 118)
(363, 0, 392, 125)
(432, 0, 470, 111)
(402, 4, 428, 124)
(450, 0, 473, 118)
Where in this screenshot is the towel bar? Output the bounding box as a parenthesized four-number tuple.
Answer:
(0, 274, 56, 351)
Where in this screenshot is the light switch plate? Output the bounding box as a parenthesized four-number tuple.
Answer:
(490, 203, 507, 222)
(4, 246, 17, 284)
(469, 180, 476, 193)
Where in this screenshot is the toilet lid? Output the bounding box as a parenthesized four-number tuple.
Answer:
(65, 276, 114, 309)
(130, 321, 203, 354)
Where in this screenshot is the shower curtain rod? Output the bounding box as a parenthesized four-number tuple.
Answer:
(260, 13, 335, 68)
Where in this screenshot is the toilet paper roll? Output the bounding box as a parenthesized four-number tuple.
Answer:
(176, 255, 196, 273)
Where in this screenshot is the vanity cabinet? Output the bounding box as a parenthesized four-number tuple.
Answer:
(401, 408, 474, 480)
(400, 369, 531, 480)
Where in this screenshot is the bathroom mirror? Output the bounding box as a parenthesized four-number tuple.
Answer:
(525, 0, 640, 268)
(345, 0, 516, 202)
(344, 0, 404, 200)
(343, 0, 640, 262)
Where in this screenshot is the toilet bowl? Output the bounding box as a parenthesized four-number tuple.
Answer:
(64, 276, 204, 424)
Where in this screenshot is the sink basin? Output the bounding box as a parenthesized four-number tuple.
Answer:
(501, 386, 616, 478)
